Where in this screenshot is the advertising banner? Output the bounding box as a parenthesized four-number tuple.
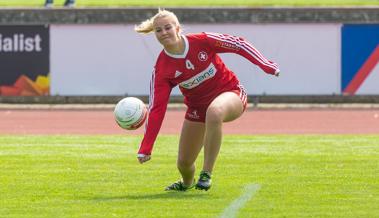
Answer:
(342, 24, 379, 95)
(0, 25, 49, 96)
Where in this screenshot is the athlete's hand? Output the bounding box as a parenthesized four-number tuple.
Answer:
(274, 71, 280, 77)
(137, 154, 151, 164)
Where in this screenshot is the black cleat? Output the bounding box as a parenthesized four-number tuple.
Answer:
(165, 180, 195, 191)
(195, 171, 212, 191)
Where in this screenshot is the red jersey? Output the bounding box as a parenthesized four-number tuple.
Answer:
(138, 32, 279, 156)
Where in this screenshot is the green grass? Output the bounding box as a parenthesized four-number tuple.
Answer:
(1, 135, 378, 218)
(0, 0, 378, 7)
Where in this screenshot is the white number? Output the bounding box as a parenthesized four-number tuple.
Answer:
(185, 59, 195, 70)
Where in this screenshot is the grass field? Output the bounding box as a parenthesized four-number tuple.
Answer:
(0, 0, 378, 7)
(1, 135, 378, 218)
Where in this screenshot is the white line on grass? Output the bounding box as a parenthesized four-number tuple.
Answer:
(220, 183, 261, 218)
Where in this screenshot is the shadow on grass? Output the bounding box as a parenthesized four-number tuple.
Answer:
(92, 192, 208, 201)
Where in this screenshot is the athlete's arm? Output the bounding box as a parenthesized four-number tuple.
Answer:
(205, 32, 280, 75)
(138, 68, 173, 163)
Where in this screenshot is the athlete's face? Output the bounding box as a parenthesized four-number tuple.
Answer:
(153, 16, 180, 47)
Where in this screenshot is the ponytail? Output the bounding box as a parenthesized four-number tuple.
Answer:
(134, 18, 154, 34)
(135, 9, 181, 34)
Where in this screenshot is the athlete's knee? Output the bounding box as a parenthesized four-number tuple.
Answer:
(205, 105, 224, 124)
(177, 157, 194, 169)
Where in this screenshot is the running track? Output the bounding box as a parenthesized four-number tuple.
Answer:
(1, 108, 379, 135)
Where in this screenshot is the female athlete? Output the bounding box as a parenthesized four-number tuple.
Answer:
(135, 9, 280, 191)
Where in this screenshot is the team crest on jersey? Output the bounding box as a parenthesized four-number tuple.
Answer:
(198, 51, 208, 61)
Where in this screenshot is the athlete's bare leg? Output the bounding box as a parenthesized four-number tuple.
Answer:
(203, 92, 244, 173)
(177, 120, 205, 186)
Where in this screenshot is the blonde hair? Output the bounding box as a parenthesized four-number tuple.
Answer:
(135, 9, 181, 34)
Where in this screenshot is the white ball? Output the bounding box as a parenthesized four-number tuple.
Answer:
(114, 97, 147, 130)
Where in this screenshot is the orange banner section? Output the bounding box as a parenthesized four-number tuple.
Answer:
(0, 74, 50, 96)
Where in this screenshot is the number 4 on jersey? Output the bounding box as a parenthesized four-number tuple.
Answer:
(186, 59, 195, 70)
